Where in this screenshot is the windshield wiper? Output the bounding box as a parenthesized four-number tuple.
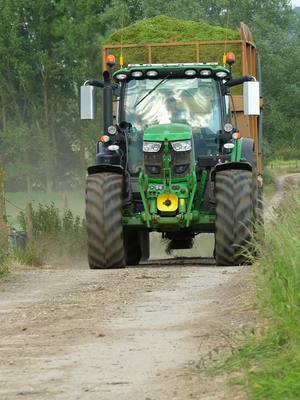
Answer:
(134, 76, 170, 108)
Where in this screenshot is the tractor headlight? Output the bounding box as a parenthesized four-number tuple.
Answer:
(171, 140, 192, 152)
(143, 141, 162, 153)
(107, 125, 117, 135)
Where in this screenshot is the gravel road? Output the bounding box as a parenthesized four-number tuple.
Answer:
(0, 174, 298, 400)
(0, 262, 252, 400)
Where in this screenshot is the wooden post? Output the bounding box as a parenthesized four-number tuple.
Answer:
(0, 168, 8, 249)
(25, 203, 33, 243)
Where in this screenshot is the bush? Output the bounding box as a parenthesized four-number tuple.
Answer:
(17, 203, 86, 262)
(12, 244, 43, 267)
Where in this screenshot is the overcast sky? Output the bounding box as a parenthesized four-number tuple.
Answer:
(291, 0, 300, 6)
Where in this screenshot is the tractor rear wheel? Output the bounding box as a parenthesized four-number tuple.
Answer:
(85, 173, 125, 269)
(215, 169, 253, 266)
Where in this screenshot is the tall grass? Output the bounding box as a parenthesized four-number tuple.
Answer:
(248, 191, 300, 399)
(0, 232, 10, 278)
(217, 189, 300, 399)
(0, 248, 10, 278)
(15, 203, 86, 265)
(268, 159, 300, 174)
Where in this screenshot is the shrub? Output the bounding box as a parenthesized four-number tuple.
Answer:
(13, 244, 43, 267)
(17, 203, 86, 262)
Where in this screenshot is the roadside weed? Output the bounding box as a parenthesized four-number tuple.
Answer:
(214, 190, 300, 399)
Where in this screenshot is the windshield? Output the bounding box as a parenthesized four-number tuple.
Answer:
(122, 78, 222, 173)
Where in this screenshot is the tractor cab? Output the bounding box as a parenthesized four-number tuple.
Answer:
(114, 64, 230, 175)
(80, 47, 262, 268)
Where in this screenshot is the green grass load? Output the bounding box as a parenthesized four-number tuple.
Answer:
(104, 16, 242, 76)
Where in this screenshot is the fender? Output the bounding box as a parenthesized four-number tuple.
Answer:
(231, 137, 254, 164)
(214, 161, 252, 174)
(240, 138, 255, 164)
(87, 164, 124, 175)
(209, 161, 252, 202)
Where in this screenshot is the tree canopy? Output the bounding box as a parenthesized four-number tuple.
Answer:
(0, 0, 298, 191)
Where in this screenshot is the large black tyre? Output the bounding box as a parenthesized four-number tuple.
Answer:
(85, 173, 125, 269)
(215, 169, 253, 266)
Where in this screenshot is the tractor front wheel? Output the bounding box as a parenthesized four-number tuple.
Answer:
(85, 173, 125, 269)
(215, 169, 253, 266)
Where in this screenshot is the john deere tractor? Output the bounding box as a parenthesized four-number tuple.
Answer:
(81, 51, 262, 268)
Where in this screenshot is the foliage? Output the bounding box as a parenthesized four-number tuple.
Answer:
(17, 203, 86, 261)
(0, 228, 10, 277)
(0, 247, 10, 278)
(252, 12, 300, 154)
(0, 0, 106, 191)
(12, 245, 44, 267)
(5, 190, 84, 228)
(214, 189, 300, 399)
(0, 0, 299, 192)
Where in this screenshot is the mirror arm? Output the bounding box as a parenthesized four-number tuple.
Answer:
(84, 79, 119, 92)
(225, 75, 255, 88)
(84, 79, 105, 88)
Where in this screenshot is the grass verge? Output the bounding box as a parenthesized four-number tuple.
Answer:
(16, 203, 86, 264)
(213, 188, 300, 399)
(0, 232, 10, 279)
(0, 251, 10, 279)
(4, 203, 86, 269)
(268, 159, 300, 174)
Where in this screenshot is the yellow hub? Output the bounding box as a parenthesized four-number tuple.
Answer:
(157, 194, 178, 212)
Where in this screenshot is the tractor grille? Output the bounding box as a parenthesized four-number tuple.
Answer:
(144, 148, 164, 178)
(144, 144, 192, 178)
(170, 147, 192, 178)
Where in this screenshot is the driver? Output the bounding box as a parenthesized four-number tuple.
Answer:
(166, 96, 189, 124)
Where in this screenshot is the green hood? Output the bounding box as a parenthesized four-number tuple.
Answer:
(143, 123, 192, 142)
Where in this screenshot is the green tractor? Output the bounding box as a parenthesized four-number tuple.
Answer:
(81, 53, 262, 267)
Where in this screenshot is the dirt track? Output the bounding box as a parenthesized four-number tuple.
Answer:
(0, 174, 299, 400)
(1, 263, 252, 400)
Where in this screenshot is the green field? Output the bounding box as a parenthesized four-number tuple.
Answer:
(268, 159, 300, 174)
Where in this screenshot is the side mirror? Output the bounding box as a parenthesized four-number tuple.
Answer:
(243, 81, 260, 115)
(80, 85, 96, 120)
